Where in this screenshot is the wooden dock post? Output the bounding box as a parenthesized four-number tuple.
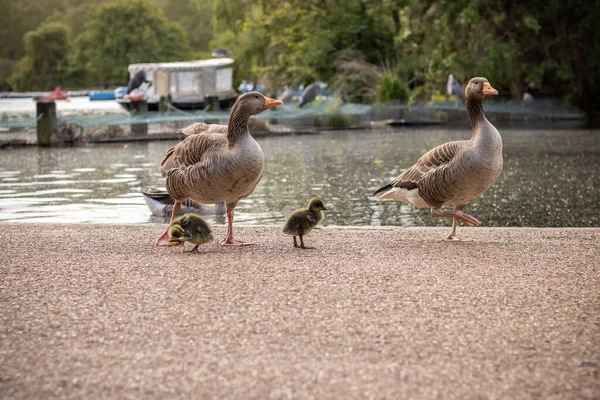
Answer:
(130, 99, 148, 135)
(36, 101, 58, 146)
(204, 95, 220, 112)
(158, 96, 167, 113)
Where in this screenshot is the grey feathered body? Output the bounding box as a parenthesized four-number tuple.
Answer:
(376, 98, 502, 208)
(283, 209, 324, 236)
(161, 121, 264, 206)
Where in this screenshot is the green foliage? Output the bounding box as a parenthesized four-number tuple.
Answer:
(155, 0, 213, 51)
(325, 110, 351, 129)
(330, 50, 381, 103)
(74, 0, 191, 85)
(9, 23, 73, 91)
(210, 0, 397, 93)
(1, 0, 599, 120)
(0, 0, 63, 60)
(0, 59, 15, 91)
(377, 74, 409, 102)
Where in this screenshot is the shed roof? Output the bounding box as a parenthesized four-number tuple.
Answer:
(128, 58, 234, 73)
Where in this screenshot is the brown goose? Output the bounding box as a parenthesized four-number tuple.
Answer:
(374, 77, 502, 240)
(155, 92, 282, 246)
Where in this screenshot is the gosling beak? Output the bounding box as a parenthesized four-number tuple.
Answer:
(169, 232, 192, 246)
(482, 82, 498, 96)
(264, 96, 283, 109)
(322, 206, 328, 211)
(180, 232, 193, 242)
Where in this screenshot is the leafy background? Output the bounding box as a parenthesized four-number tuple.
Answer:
(0, 0, 598, 119)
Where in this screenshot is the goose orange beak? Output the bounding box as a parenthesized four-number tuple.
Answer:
(264, 96, 283, 109)
(482, 82, 498, 95)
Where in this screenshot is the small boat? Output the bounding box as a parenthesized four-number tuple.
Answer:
(114, 87, 128, 99)
(142, 188, 226, 219)
(117, 58, 238, 112)
(36, 86, 71, 102)
(88, 90, 116, 101)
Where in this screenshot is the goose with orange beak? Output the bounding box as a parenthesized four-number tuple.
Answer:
(374, 77, 502, 240)
(156, 92, 282, 246)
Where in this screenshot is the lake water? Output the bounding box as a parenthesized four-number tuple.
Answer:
(0, 127, 598, 227)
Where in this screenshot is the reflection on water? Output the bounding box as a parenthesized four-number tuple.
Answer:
(0, 128, 598, 227)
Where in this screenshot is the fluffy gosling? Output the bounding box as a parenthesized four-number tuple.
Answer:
(283, 198, 327, 249)
(168, 214, 214, 252)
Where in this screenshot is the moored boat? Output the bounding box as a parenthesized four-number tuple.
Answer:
(88, 90, 116, 101)
(117, 58, 238, 112)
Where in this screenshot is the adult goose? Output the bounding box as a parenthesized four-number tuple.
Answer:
(155, 91, 282, 246)
(374, 77, 502, 240)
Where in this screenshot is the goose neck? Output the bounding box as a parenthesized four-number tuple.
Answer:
(466, 97, 485, 130)
(227, 103, 251, 144)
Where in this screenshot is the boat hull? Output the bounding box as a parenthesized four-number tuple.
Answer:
(89, 90, 116, 101)
(117, 95, 238, 112)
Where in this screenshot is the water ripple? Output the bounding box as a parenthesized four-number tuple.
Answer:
(0, 128, 597, 226)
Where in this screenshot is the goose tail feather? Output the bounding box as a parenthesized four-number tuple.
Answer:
(373, 183, 393, 197)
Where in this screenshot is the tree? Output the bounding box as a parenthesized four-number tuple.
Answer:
(153, 0, 213, 54)
(9, 22, 73, 91)
(74, 0, 191, 85)
(209, 0, 397, 93)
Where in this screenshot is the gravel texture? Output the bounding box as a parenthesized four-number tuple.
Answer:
(1, 224, 599, 399)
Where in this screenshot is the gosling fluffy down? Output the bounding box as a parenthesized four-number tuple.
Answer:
(283, 198, 327, 249)
(168, 214, 214, 252)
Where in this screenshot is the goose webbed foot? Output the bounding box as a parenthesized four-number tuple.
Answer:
(459, 212, 481, 227)
(221, 206, 254, 246)
(155, 230, 171, 246)
(156, 200, 181, 246)
(430, 208, 481, 227)
(221, 235, 255, 246)
(444, 217, 461, 241)
(444, 233, 461, 241)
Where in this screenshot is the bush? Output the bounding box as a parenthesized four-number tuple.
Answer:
(8, 23, 72, 91)
(377, 74, 409, 102)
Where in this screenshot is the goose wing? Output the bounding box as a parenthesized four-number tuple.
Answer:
(391, 141, 463, 190)
(177, 122, 228, 136)
(160, 131, 228, 175)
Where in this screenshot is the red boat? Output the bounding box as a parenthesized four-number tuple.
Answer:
(37, 86, 71, 102)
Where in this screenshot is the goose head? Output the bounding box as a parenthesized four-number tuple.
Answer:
(236, 91, 282, 115)
(465, 77, 498, 101)
(308, 198, 327, 212)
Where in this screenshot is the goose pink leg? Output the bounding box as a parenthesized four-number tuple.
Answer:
(444, 205, 467, 241)
(221, 207, 254, 246)
(155, 201, 181, 246)
(430, 206, 480, 241)
(446, 217, 460, 241)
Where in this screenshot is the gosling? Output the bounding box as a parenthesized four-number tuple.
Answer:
(168, 214, 214, 252)
(283, 198, 327, 249)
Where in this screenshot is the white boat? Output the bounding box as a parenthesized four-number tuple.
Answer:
(117, 58, 238, 112)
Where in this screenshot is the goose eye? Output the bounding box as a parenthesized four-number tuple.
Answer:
(255, 94, 259, 99)
(474, 80, 478, 85)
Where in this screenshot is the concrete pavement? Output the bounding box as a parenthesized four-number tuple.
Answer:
(1, 224, 599, 399)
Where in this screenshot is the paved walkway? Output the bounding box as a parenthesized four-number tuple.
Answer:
(1, 224, 599, 399)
